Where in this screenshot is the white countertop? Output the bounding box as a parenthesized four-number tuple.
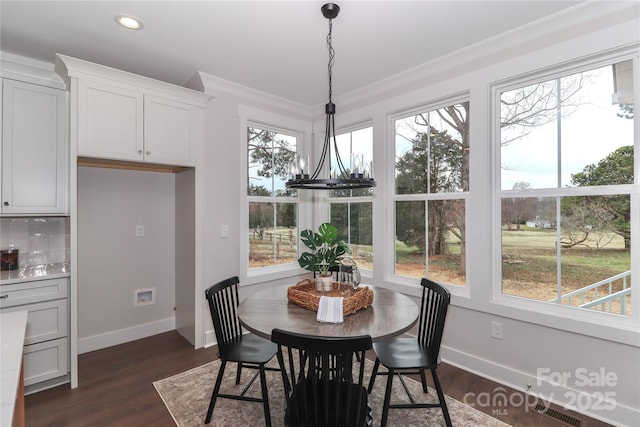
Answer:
(0, 263, 70, 285)
(0, 310, 27, 427)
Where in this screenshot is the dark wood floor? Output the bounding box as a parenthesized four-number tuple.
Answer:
(25, 331, 611, 426)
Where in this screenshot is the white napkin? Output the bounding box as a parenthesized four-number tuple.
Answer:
(317, 296, 344, 323)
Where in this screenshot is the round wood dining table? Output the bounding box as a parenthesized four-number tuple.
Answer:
(237, 284, 419, 342)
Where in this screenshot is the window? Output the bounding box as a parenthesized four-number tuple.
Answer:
(498, 59, 635, 316)
(393, 100, 469, 285)
(328, 126, 373, 270)
(247, 125, 299, 269)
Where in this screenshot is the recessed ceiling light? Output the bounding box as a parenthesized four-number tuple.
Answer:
(115, 15, 144, 30)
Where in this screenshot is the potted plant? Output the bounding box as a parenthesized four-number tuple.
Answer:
(298, 222, 351, 291)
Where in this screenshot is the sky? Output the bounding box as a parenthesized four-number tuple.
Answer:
(500, 62, 634, 190)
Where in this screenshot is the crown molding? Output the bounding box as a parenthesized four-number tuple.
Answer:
(189, 71, 314, 118)
(55, 54, 212, 106)
(0, 51, 65, 89)
(335, 0, 640, 111)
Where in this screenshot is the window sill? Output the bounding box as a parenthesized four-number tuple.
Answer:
(452, 292, 640, 347)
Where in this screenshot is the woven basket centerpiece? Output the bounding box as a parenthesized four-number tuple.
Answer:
(287, 279, 374, 316)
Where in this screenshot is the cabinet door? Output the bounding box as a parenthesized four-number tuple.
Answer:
(23, 337, 69, 387)
(78, 79, 144, 162)
(1, 79, 68, 214)
(144, 95, 199, 166)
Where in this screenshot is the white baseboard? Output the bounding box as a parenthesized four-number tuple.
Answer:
(441, 346, 639, 427)
(204, 329, 217, 348)
(78, 317, 176, 354)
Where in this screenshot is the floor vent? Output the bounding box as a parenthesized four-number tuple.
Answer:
(534, 403, 582, 427)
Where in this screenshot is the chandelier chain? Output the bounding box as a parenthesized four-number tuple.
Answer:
(327, 19, 334, 103)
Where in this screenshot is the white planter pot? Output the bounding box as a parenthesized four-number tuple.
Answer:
(316, 275, 333, 292)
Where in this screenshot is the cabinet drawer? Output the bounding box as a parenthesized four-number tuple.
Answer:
(23, 337, 69, 386)
(0, 277, 68, 308)
(2, 299, 67, 345)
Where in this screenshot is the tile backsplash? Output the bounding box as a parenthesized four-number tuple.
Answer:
(0, 217, 70, 268)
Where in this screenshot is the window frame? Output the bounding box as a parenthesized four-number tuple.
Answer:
(489, 50, 639, 328)
(327, 122, 375, 273)
(239, 106, 313, 285)
(387, 94, 471, 292)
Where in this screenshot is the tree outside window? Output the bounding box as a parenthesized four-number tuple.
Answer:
(393, 102, 469, 285)
(247, 126, 298, 268)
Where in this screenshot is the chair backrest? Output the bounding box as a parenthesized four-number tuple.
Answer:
(205, 276, 243, 354)
(271, 329, 373, 427)
(417, 278, 451, 363)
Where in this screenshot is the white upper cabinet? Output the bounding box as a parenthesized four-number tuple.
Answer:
(1, 79, 68, 214)
(78, 80, 143, 162)
(57, 55, 209, 168)
(144, 94, 199, 166)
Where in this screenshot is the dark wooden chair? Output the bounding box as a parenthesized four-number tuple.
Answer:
(367, 278, 452, 427)
(271, 328, 373, 427)
(204, 276, 278, 426)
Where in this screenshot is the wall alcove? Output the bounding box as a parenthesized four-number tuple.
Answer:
(76, 162, 197, 355)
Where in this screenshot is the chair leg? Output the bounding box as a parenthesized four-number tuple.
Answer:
(419, 368, 428, 393)
(367, 357, 381, 394)
(380, 368, 395, 427)
(236, 362, 242, 385)
(259, 365, 272, 427)
(431, 368, 452, 427)
(205, 360, 227, 424)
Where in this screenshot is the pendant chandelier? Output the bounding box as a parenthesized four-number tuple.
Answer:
(286, 3, 376, 190)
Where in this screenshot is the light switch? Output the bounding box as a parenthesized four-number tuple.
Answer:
(136, 225, 145, 237)
(220, 225, 229, 238)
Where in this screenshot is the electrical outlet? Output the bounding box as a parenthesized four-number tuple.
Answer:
(491, 321, 503, 339)
(134, 287, 155, 307)
(135, 225, 145, 237)
(220, 224, 229, 238)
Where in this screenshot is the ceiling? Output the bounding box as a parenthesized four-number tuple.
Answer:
(1, 1, 585, 107)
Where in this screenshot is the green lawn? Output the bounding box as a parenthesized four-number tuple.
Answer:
(250, 226, 631, 295)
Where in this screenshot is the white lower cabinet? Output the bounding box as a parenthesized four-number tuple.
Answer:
(23, 337, 69, 386)
(0, 277, 69, 393)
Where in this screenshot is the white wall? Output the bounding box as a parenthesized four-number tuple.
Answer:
(76, 166, 176, 352)
(191, 80, 314, 344)
(196, 3, 640, 425)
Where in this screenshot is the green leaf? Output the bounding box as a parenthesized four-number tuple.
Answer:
(300, 229, 321, 251)
(318, 223, 337, 244)
(298, 252, 319, 272)
(335, 240, 352, 258)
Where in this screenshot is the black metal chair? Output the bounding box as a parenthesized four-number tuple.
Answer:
(204, 276, 278, 426)
(367, 278, 452, 427)
(271, 328, 373, 427)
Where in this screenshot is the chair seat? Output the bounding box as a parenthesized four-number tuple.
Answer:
(373, 337, 438, 370)
(219, 333, 277, 365)
(285, 379, 370, 427)
(368, 279, 451, 427)
(205, 277, 277, 426)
